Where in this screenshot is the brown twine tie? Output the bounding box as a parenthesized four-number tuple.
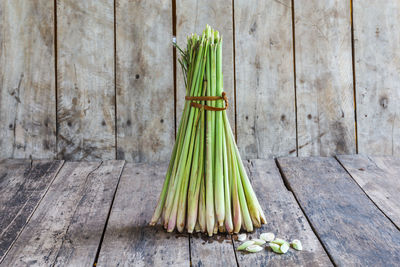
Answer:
(185, 92, 228, 111)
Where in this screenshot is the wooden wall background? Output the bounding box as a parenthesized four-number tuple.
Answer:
(0, 0, 399, 162)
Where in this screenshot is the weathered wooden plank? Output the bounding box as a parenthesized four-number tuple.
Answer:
(190, 233, 237, 266)
(233, 159, 332, 266)
(353, 1, 400, 155)
(116, 0, 174, 162)
(295, 0, 355, 156)
(97, 163, 190, 266)
(337, 155, 400, 228)
(57, 0, 115, 160)
(0, 161, 124, 266)
(0, 160, 63, 262)
(235, 0, 296, 159)
(0, 0, 56, 158)
(277, 157, 400, 266)
(175, 0, 235, 134)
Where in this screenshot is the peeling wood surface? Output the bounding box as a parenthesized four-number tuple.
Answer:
(295, 0, 356, 156)
(0, 161, 124, 266)
(0, 160, 63, 261)
(353, 0, 400, 156)
(115, 0, 174, 162)
(337, 155, 400, 229)
(97, 163, 190, 266)
(234, 159, 332, 266)
(277, 157, 400, 266)
(235, 0, 296, 159)
(56, 0, 115, 160)
(0, 0, 56, 159)
(175, 0, 235, 133)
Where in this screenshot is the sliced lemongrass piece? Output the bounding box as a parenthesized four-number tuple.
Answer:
(269, 243, 282, 254)
(270, 238, 289, 247)
(252, 238, 266, 245)
(237, 241, 255, 251)
(280, 243, 289, 254)
(237, 233, 247, 242)
(260, 232, 275, 242)
(246, 245, 263, 253)
(291, 239, 303, 251)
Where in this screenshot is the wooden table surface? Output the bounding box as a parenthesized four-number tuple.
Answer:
(0, 155, 399, 266)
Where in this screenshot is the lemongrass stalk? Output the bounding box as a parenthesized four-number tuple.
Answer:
(214, 34, 225, 227)
(222, 116, 233, 233)
(205, 29, 215, 237)
(198, 170, 206, 233)
(226, 123, 241, 233)
(235, 160, 253, 232)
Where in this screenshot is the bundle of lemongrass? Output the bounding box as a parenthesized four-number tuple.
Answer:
(150, 25, 266, 236)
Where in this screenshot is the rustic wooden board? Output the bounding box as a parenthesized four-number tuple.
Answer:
(277, 157, 400, 266)
(0, 161, 124, 266)
(0, 0, 56, 158)
(337, 155, 400, 229)
(190, 233, 237, 266)
(294, 0, 356, 156)
(0, 160, 63, 262)
(235, 0, 296, 159)
(115, 0, 174, 162)
(56, 0, 115, 160)
(97, 163, 190, 266)
(353, 1, 400, 156)
(175, 0, 235, 134)
(233, 159, 332, 266)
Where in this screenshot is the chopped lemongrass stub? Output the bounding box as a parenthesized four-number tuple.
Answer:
(269, 243, 282, 254)
(252, 238, 266, 245)
(246, 245, 263, 253)
(237, 241, 255, 251)
(270, 238, 289, 246)
(291, 239, 303, 251)
(237, 233, 247, 242)
(280, 243, 289, 254)
(260, 232, 275, 242)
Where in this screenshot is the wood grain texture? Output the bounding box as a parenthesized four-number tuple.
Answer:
(57, 0, 115, 160)
(97, 163, 190, 266)
(235, 0, 296, 159)
(277, 157, 400, 266)
(337, 155, 400, 229)
(175, 0, 235, 133)
(234, 159, 332, 266)
(190, 233, 237, 267)
(116, 0, 174, 162)
(0, 160, 63, 261)
(353, 1, 400, 156)
(0, 0, 56, 158)
(0, 161, 124, 266)
(295, 0, 356, 156)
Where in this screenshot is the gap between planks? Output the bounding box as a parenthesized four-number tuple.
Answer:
(275, 158, 336, 265)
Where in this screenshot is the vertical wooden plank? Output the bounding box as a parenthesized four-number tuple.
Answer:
(116, 0, 174, 162)
(277, 157, 400, 266)
(57, 0, 115, 160)
(0, 160, 63, 261)
(97, 163, 190, 266)
(0, 0, 56, 158)
(175, 0, 235, 134)
(235, 0, 296, 159)
(0, 161, 124, 266)
(353, 1, 400, 155)
(295, 0, 355, 156)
